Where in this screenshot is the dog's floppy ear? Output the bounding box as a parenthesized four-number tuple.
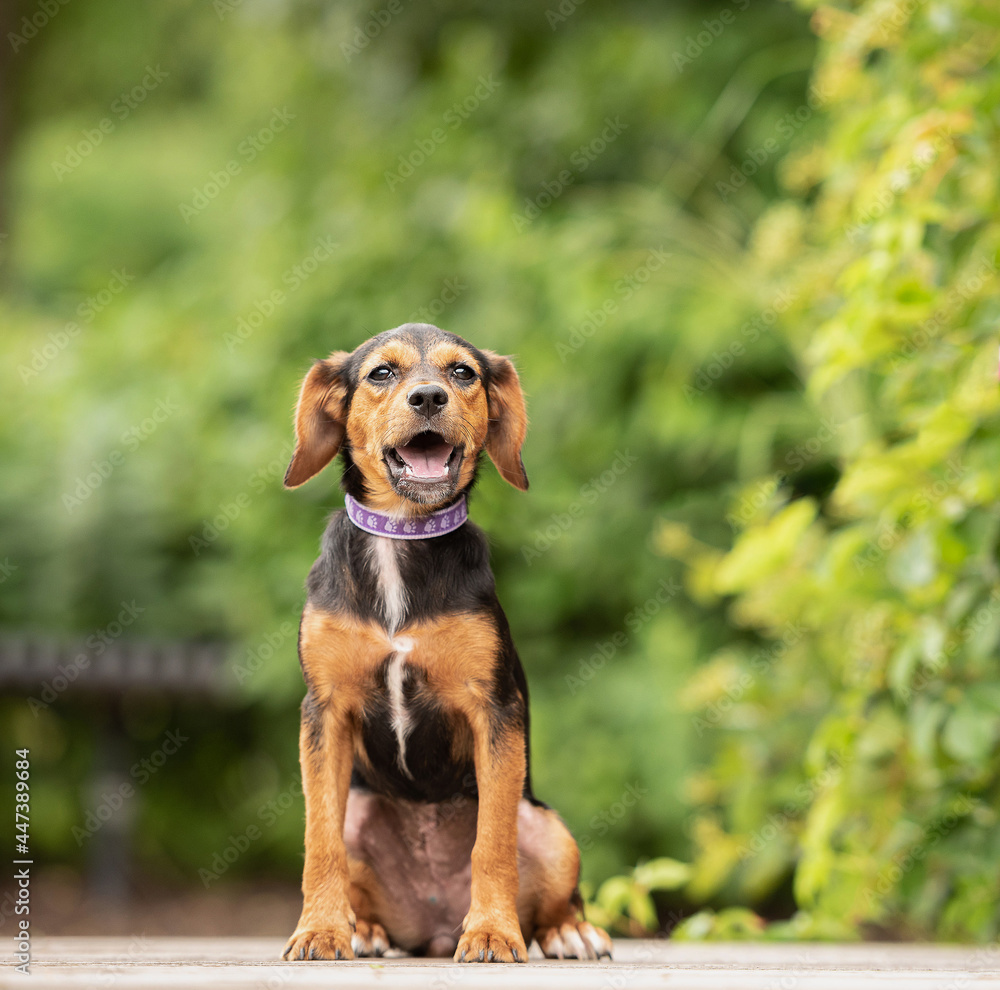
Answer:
(284, 352, 351, 488)
(482, 350, 529, 491)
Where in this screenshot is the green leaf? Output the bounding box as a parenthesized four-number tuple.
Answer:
(633, 857, 692, 891)
(628, 886, 659, 932)
(941, 700, 1000, 763)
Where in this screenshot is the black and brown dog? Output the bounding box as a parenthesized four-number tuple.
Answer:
(280, 322, 612, 964)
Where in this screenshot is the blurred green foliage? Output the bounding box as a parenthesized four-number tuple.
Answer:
(1, 0, 997, 941)
(656, 0, 1000, 941)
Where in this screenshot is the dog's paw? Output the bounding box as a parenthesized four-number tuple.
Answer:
(536, 920, 612, 960)
(282, 926, 356, 961)
(454, 921, 527, 963)
(351, 919, 390, 957)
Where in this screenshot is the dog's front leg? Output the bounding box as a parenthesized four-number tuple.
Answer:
(282, 695, 356, 961)
(455, 713, 529, 963)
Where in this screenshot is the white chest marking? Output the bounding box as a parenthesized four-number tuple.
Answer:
(368, 537, 414, 775)
(371, 536, 408, 635)
(386, 637, 415, 777)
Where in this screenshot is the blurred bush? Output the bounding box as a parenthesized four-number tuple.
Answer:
(655, 0, 1000, 941)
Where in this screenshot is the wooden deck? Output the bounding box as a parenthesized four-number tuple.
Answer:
(7, 937, 1000, 988)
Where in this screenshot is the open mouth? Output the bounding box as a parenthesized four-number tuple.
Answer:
(384, 431, 462, 485)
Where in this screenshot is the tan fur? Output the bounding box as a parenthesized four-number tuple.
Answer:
(521, 809, 581, 930)
(480, 350, 529, 491)
(456, 723, 528, 962)
(292, 606, 529, 960)
(283, 705, 357, 960)
(283, 335, 528, 509)
(298, 608, 389, 710)
(285, 353, 350, 488)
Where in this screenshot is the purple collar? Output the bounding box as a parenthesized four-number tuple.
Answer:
(344, 493, 468, 540)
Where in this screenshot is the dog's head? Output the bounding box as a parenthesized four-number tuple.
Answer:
(284, 323, 528, 513)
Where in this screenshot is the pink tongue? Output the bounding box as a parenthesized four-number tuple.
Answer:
(396, 441, 453, 478)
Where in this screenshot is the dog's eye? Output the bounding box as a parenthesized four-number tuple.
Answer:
(452, 364, 476, 381)
(367, 366, 393, 383)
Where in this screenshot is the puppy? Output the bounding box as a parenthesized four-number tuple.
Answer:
(281, 323, 612, 963)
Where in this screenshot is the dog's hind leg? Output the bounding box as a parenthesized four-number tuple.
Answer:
(346, 867, 391, 957)
(516, 801, 613, 960)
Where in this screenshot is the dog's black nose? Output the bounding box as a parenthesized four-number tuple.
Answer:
(407, 383, 448, 419)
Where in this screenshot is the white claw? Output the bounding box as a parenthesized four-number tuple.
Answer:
(562, 924, 591, 959)
(541, 933, 565, 959)
(581, 922, 612, 959)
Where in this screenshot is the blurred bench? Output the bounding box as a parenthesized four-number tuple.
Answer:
(1, 635, 230, 905)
